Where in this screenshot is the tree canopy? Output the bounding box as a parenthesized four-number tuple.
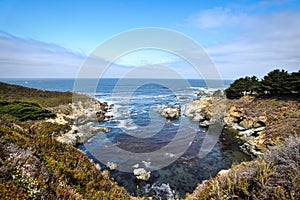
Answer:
(225, 69, 300, 99)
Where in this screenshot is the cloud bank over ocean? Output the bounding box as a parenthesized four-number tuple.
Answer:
(0, 1, 299, 79)
(0, 31, 84, 78)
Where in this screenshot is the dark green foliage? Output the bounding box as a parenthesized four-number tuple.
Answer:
(260, 69, 291, 95)
(225, 76, 260, 99)
(290, 70, 300, 93)
(0, 101, 56, 121)
(225, 69, 300, 99)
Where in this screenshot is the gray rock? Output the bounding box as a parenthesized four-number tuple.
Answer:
(133, 168, 151, 181)
(240, 143, 263, 157)
(158, 105, 181, 120)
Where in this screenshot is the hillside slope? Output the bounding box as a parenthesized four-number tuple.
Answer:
(0, 82, 131, 199)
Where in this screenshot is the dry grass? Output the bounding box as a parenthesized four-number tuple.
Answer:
(186, 135, 300, 200)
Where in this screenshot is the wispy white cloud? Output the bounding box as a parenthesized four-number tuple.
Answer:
(188, 7, 300, 79)
(0, 31, 85, 78)
(114, 49, 181, 67)
(188, 7, 242, 29)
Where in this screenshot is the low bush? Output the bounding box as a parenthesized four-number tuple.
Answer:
(187, 136, 300, 199)
(0, 101, 56, 121)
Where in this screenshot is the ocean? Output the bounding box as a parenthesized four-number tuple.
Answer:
(1, 78, 249, 198)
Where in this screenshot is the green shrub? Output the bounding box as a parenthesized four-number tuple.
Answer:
(0, 101, 56, 121)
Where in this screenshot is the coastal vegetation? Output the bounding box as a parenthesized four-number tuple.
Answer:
(187, 136, 300, 199)
(0, 76, 299, 199)
(188, 69, 300, 199)
(0, 82, 130, 199)
(0, 81, 73, 107)
(0, 100, 56, 121)
(225, 69, 300, 99)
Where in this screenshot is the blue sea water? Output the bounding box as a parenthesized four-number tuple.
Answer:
(1, 78, 249, 199)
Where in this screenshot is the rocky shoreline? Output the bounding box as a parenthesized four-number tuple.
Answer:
(48, 97, 112, 146)
(157, 95, 269, 157)
(183, 95, 300, 158)
(182, 96, 267, 157)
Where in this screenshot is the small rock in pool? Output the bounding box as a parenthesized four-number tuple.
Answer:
(106, 162, 118, 170)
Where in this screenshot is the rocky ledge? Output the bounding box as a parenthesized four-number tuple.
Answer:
(48, 97, 112, 146)
(184, 98, 213, 127)
(184, 96, 299, 157)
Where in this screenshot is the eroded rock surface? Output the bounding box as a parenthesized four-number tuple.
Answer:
(158, 105, 181, 120)
(52, 98, 112, 146)
(133, 168, 151, 181)
(184, 96, 269, 157)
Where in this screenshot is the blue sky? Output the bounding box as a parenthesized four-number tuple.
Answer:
(0, 0, 299, 79)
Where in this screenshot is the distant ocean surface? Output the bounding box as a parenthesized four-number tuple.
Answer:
(0, 78, 232, 93)
(1, 78, 250, 198)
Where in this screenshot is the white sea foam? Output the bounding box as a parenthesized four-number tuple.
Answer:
(142, 160, 151, 168)
(165, 152, 176, 158)
(172, 122, 180, 126)
(117, 119, 138, 130)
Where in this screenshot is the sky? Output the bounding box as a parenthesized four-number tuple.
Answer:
(0, 0, 299, 79)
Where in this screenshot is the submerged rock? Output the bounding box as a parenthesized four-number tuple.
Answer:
(158, 105, 181, 120)
(133, 168, 151, 181)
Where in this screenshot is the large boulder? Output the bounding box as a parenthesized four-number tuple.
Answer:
(158, 105, 181, 120)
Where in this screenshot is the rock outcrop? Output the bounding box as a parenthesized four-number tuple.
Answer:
(184, 98, 212, 127)
(184, 96, 269, 157)
(184, 97, 226, 128)
(158, 105, 181, 120)
(222, 103, 268, 157)
(224, 106, 267, 142)
(133, 168, 151, 181)
(53, 98, 112, 146)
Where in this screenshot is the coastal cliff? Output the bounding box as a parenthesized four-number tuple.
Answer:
(0, 82, 130, 199)
(184, 95, 299, 157)
(184, 95, 299, 199)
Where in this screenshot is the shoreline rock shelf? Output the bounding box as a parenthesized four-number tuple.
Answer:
(52, 98, 112, 146)
(184, 96, 269, 157)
